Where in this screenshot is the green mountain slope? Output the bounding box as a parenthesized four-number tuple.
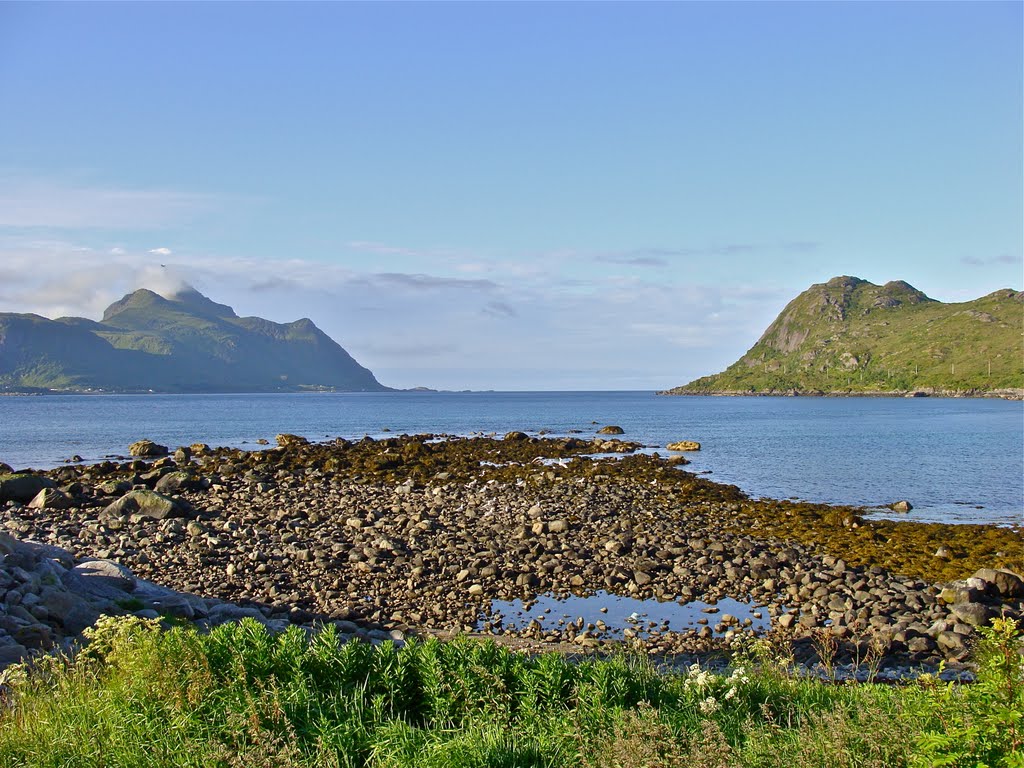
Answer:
(661, 276, 1023, 397)
(0, 288, 387, 393)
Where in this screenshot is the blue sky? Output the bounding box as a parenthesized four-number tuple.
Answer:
(0, 1, 1020, 390)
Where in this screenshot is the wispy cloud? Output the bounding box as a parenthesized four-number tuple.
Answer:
(0, 175, 216, 230)
(365, 273, 498, 292)
(961, 253, 1022, 267)
(482, 301, 517, 319)
(580, 241, 820, 267)
(346, 240, 424, 258)
(595, 253, 669, 267)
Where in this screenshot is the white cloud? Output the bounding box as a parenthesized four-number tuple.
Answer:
(0, 236, 785, 390)
(148, 247, 173, 256)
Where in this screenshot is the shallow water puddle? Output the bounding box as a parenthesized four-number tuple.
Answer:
(481, 591, 771, 639)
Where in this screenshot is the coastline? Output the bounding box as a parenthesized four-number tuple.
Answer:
(657, 387, 1024, 401)
(1, 434, 1020, 678)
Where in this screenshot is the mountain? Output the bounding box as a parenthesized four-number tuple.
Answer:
(660, 276, 1023, 397)
(0, 287, 388, 393)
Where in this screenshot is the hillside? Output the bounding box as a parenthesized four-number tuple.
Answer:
(661, 276, 1023, 397)
(0, 287, 387, 393)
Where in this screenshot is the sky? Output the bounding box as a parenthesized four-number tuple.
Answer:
(0, 1, 1020, 391)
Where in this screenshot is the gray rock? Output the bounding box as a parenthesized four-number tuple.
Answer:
(890, 500, 913, 513)
(937, 631, 968, 655)
(129, 440, 168, 458)
(972, 568, 1024, 599)
(597, 425, 625, 435)
(951, 602, 995, 627)
(207, 604, 271, 626)
(71, 560, 137, 595)
(154, 471, 200, 494)
(27, 487, 75, 510)
(38, 587, 99, 634)
(0, 473, 56, 503)
(102, 489, 189, 520)
(0, 644, 28, 667)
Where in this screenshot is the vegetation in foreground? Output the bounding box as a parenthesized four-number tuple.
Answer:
(0, 615, 1020, 768)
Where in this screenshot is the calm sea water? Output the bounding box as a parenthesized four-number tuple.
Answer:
(0, 392, 1020, 526)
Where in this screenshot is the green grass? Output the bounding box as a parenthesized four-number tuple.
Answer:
(0, 616, 1020, 767)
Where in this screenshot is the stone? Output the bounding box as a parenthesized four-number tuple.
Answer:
(597, 426, 625, 435)
(890, 500, 913, 513)
(0, 644, 28, 667)
(71, 559, 137, 594)
(154, 471, 200, 494)
(547, 519, 569, 534)
(971, 568, 1024, 599)
(128, 440, 168, 458)
(98, 480, 132, 496)
(101, 489, 189, 520)
(27, 487, 75, 510)
(0, 473, 56, 503)
(173, 447, 191, 464)
(907, 636, 934, 653)
(936, 630, 967, 655)
(666, 441, 701, 452)
(632, 571, 652, 586)
(503, 431, 529, 441)
(38, 588, 99, 634)
(951, 602, 995, 628)
(275, 434, 309, 448)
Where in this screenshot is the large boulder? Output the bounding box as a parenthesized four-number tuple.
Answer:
(597, 425, 625, 435)
(154, 471, 201, 494)
(666, 440, 701, 451)
(27, 487, 75, 510)
(0, 473, 56, 503)
(101, 489, 190, 520)
(69, 560, 137, 597)
(972, 568, 1024, 599)
(37, 587, 100, 635)
(275, 433, 309, 448)
(128, 439, 169, 458)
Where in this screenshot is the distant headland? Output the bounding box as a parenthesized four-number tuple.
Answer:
(0, 287, 389, 394)
(660, 276, 1023, 399)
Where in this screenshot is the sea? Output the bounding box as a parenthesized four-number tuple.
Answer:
(1, 391, 1021, 527)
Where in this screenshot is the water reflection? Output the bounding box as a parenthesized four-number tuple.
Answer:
(482, 590, 771, 639)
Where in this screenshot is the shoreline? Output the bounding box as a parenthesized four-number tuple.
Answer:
(1, 434, 1020, 677)
(658, 387, 1024, 401)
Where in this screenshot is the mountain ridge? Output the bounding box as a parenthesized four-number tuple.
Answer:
(660, 276, 1023, 398)
(0, 287, 388, 393)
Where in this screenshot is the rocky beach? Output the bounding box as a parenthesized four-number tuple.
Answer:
(1, 433, 1021, 678)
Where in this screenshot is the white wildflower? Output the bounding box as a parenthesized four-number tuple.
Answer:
(699, 696, 720, 714)
(724, 686, 737, 700)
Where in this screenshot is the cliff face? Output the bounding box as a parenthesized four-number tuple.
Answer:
(0, 288, 388, 393)
(661, 277, 1023, 396)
